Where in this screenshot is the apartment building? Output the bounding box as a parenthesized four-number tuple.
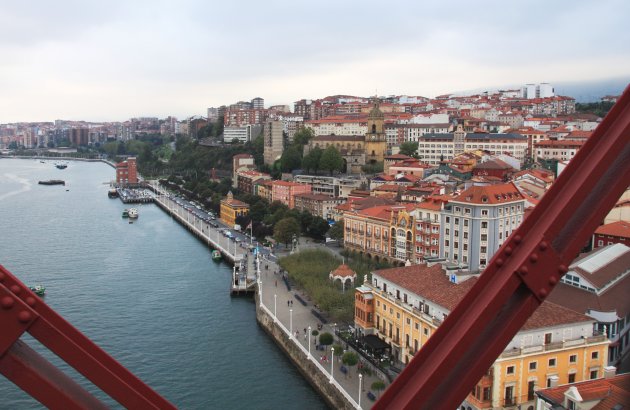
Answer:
(270, 181, 312, 209)
(293, 193, 346, 221)
(355, 264, 609, 410)
(440, 183, 525, 272)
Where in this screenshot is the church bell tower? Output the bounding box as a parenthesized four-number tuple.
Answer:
(365, 97, 387, 164)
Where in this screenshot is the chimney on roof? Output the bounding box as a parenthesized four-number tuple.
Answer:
(604, 366, 617, 379)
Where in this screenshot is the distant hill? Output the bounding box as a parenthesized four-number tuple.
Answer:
(450, 76, 629, 103)
(554, 77, 629, 103)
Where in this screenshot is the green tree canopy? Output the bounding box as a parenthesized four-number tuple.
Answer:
(371, 380, 386, 397)
(308, 217, 330, 239)
(328, 219, 344, 242)
(319, 145, 344, 176)
(399, 141, 419, 157)
(280, 145, 302, 172)
(302, 147, 323, 173)
(293, 127, 315, 148)
(273, 217, 301, 247)
(318, 332, 333, 346)
(342, 351, 359, 367)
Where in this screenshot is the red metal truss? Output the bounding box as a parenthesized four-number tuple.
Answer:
(375, 85, 630, 409)
(0, 266, 176, 409)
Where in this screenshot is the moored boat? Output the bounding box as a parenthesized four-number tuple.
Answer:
(29, 285, 46, 297)
(122, 209, 129, 218)
(38, 180, 65, 185)
(128, 208, 139, 219)
(108, 188, 119, 198)
(55, 162, 68, 169)
(212, 250, 222, 261)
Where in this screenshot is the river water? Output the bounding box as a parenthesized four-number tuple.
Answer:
(0, 158, 326, 409)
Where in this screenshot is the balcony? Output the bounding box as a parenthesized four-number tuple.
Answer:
(504, 397, 515, 407)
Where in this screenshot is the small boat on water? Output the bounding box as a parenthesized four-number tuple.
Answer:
(29, 285, 46, 297)
(212, 250, 222, 261)
(55, 162, 68, 169)
(128, 208, 139, 219)
(122, 209, 130, 218)
(108, 188, 119, 198)
(38, 180, 65, 186)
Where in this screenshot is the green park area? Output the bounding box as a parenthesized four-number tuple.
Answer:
(278, 249, 390, 323)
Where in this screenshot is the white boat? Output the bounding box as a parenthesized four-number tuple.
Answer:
(128, 208, 139, 219)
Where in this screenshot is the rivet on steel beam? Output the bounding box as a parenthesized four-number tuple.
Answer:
(558, 265, 568, 274)
(1, 296, 14, 310)
(496, 258, 504, 267)
(10, 285, 20, 294)
(549, 276, 558, 286)
(529, 253, 539, 263)
(25, 296, 36, 307)
(519, 266, 528, 275)
(514, 235, 522, 244)
(539, 241, 548, 251)
(538, 288, 548, 298)
(504, 246, 513, 256)
(17, 311, 32, 323)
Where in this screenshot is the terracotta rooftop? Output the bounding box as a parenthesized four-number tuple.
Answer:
(294, 193, 339, 201)
(535, 140, 585, 147)
(330, 264, 356, 278)
(374, 264, 592, 330)
(536, 373, 630, 409)
(595, 221, 630, 239)
(452, 182, 524, 205)
(473, 158, 513, 170)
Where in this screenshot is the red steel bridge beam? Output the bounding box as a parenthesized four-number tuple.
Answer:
(0, 266, 176, 409)
(375, 85, 630, 410)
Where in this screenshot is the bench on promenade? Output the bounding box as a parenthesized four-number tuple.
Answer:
(294, 294, 308, 306)
(310, 309, 328, 324)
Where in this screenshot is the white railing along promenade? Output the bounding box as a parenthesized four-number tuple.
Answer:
(255, 258, 363, 409)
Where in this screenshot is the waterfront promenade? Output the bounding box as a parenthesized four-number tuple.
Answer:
(149, 182, 383, 408)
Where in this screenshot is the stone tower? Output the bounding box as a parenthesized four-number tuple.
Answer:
(364, 98, 387, 164)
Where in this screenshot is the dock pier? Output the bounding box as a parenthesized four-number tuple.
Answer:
(148, 183, 258, 295)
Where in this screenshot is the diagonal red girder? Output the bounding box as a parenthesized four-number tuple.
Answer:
(374, 85, 630, 409)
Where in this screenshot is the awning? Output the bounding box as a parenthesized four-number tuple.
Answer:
(364, 334, 390, 351)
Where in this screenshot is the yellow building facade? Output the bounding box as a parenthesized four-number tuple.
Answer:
(355, 264, 610, 410)
(219, 191, 249, 227)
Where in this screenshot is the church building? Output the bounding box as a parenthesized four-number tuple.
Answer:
(305, 98, 388, 174)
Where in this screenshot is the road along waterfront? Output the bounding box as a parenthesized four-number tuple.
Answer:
(0, 158, 326, 409)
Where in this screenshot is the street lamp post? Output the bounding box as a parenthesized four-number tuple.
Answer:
(289, 308, 293, 337)
(358, 374, 363, 409)
(274, 294, 277, 322)
(308, 326, 312, 358)
(330, 347, 335, 383)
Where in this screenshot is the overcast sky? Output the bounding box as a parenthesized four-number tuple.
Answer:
(1, 0, 629, 122)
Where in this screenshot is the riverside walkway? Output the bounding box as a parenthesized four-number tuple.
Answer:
(256, 252, 387, 409)
(149, 182, 384, 407)
(149, 183, 257, 293)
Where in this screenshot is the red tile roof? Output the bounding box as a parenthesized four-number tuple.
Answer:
(535, 140, 585, 147)
(375, 264, 592, 330)
(452, 182, 524, 205)
(595, 221, 630, 239)
(536, 373, 630, 409)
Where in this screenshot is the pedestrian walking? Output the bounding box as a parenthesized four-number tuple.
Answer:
(287, 300, 290, 307)
(275, 280, 277, 287)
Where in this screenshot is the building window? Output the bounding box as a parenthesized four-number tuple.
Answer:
(544, 333, 552, 344)
(591, 351, 599, 360)
(481, 221, 488, 229)
(506, 366, 515, 375)
(481, 209, 488, 216)
(529, 361, 537, 371)
(548, 358, 556, 367)
(590, 369, 598, 379)
(569, 354, 577, 364)
(568, 373, 576, 383)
